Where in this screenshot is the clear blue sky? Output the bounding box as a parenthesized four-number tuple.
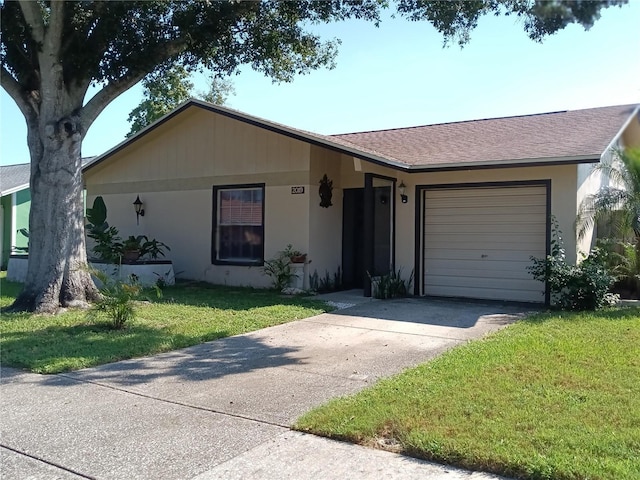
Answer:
(1, 3, 639, 166)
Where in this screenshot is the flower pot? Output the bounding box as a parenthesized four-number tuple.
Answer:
(290, 254, 307, 263)
(123, 249, 141, 262)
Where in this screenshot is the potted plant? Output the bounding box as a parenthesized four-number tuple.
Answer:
(122, 235, 145, 262)
(283, 244, 307, 263)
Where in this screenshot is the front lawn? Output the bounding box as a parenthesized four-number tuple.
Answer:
(0, 275, 330, 374)
(295, 309, 640, 480)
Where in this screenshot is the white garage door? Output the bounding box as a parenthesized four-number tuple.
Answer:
(423, 185, 547, 303)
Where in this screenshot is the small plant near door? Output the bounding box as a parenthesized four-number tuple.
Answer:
(369, 268, 414, 299)
(263, 245, 303, 291)
(309, 267, 343, 293)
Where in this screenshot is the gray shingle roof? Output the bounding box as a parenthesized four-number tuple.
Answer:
(332, 104, 638, 168)
(1, 157, 95, 196)
(0, 163, 30, 195)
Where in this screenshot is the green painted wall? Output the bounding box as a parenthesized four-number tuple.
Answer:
(1, 195, 11, 269)
(13, 189, 31, 252)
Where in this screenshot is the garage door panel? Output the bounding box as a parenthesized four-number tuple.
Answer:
(425, 275, 541, 291)
(425, 222, 545, 235)
(423, 185, 547, 303)
(426, 259, 538, 278)
(424, 213, 545, 226)
(424, 285, 544, 303)
(425, 205, 546, 217)
(425, 196, 547, 208)
(426, 186, 546, 200)
(424, 249, 542, 262)
(424, 238, 545, 252)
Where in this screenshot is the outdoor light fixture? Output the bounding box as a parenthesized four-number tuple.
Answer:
(398, 181, 408, 204)
(133, 195, 145, 224)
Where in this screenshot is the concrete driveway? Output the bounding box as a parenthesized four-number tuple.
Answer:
(1, 293, 529, 479)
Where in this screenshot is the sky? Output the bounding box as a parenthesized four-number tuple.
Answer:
(1, 2, 639, 166)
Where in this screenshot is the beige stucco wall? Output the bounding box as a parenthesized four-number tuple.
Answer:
(308, 147, 347, 282)
(622, 113, 640, 149)
(85, 107, 317, 286)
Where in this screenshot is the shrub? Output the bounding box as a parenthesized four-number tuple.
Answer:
(86, 196, 169, 263)
(528, 221, 617, 310)
(87, 270, 160, 329)
(263, 247, 298, 291)
(309, 267, 343, 293)
(369, 268, 414, 299)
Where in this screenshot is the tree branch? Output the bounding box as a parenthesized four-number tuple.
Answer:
(80, 38, 189, 129)
(80, 72, 148, 130)
(1, 66, 35, 120)
(18, 0, 45, 44)
(46, 0, 65, 57)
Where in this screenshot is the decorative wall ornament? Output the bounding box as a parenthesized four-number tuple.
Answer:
(318, 174, 333, 208)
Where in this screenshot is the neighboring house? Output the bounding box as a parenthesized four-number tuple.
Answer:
(1, 158, 93, 270)
(82, 100, 640, 304)
(0, 163, 31, 269)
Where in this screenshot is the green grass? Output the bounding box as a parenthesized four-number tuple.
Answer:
(295, 309, 640, 480)
(0, 274, 330, 374)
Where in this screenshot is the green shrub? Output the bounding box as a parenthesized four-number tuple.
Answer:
(369, 268, 414, 299)
(309, 267, 343, 293)
(528, 220, 617, 310)
(263, 247, 298, 291)
(87, 271, 159, 329)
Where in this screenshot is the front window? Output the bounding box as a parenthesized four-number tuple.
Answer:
(213, 184, 264, 265)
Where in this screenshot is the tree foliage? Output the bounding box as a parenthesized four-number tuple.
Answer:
(126, 66, 194, 137)
(0, 0, 626, 312)
(127, 67, 235, 136)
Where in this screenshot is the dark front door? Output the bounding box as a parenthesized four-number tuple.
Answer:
(342, 188, 365, 288)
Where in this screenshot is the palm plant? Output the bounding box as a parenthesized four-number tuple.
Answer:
(577, 148, 640, 295)
(577, 148, 640, 243)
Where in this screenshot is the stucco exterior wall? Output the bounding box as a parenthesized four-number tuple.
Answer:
(308, 147, 345, 282)
(85, 108, 316, 286)
(622, 113, 640, 148)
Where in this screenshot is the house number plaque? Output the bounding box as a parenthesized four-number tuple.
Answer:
(291, 186, 305, 194)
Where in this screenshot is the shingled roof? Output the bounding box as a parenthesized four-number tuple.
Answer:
(332, 104, 638, 169)
(1, 157, 95, 196)
(0, 163, 30, 196)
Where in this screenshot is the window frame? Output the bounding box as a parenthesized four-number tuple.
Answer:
(212, 183, 265, 266)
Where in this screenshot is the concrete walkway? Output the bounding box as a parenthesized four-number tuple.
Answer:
(1, 293, 530, 479)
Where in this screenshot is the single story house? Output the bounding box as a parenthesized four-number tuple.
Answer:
(82, 100, 640, 304)
(1, 162, 31, 269)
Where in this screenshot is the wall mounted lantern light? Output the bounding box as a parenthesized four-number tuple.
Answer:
(398, 181, 408, 204)
(133, 195, 145, 225)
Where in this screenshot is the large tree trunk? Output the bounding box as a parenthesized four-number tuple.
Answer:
(11, 115, 100, 313)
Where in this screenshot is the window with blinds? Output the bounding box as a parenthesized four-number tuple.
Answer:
(213, 184, 264, 264)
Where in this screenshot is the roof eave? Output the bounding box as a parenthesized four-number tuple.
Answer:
(1, 183, 30, 197)
(404, 155, 601, 173)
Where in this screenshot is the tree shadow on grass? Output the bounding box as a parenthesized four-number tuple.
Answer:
(1, 321, 303, 380)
